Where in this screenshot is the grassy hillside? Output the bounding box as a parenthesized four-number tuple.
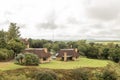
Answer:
(0, 57, 113, 71)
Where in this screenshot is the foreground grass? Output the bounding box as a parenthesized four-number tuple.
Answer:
(0, 57, 113, 71)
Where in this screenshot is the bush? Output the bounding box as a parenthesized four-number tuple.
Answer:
(71, 68, 91, 80)
(35, 70, 58, 80)
(24, 53, 39, 66)
(99, 64, 118, 80)
(2, 74, 31, 80)
(101, 69, 117, 80)
(110, 48, 120, 63)
(15, 53, 25, 64)
(0, 48, 14, 61)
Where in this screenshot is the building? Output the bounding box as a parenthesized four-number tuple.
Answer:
(56, 48, 79, 61)
(23, 48, 51, 63)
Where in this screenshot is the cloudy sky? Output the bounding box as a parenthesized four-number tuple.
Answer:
(0, 0, 120, 40)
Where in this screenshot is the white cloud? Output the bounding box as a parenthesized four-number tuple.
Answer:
(0, 0, 120, 40)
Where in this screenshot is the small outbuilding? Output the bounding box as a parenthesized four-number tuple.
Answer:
(23, 48, 51, 63)
(56, 48, 79, 61)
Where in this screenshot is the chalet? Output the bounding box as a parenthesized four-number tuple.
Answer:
(23, 48, 51, 63)
(56, 48, 79, 61)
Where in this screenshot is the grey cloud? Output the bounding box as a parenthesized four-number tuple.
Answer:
(87, 1, 120, 21)
(90, 23, 105, 29)
(0, 20, 9, 25)
(93, 28, 120, 38)
(78, 28, 89, 33)
(36, 22, 58, 30)
(67, 17, 80, 24)
(4, 11, 13, 15)
(36, 11, 60, 30)
(17, 23, 26, 29)
(36, 22, 67, 30)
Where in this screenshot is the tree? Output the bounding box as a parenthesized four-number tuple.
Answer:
(43, 43, 52, 51)
(7, 39, 25, 56)
(110, 48, 120, 63)
(58, 41, 67, 49)
(51, 43, 60, 53)
(0, 30, 7, 48)
(101, 48, 110, 59)
(7, 23, 20, 40)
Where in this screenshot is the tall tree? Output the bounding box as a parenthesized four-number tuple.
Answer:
(0, 29, 7, 48)
(7, 23, 20, 40)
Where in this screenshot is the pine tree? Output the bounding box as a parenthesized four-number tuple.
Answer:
(7, 23, 21, 40)
(0, 29, 7, 48)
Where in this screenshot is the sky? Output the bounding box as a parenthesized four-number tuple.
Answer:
(0, 0, 120, 40)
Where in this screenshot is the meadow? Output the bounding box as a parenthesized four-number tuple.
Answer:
(0, 57, 112, 71)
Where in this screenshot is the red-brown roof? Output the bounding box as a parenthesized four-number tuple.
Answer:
(56, 49, 79, 57)
(23, 48, 51, 58)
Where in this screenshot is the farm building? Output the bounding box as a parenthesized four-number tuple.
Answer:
(56, 48, 79, 61)
(23, 48, 51, 63)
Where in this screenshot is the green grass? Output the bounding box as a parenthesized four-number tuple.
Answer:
(0, 57, 113, 71)
(0, 62, 25, 71)
(39, 57, 112, 69)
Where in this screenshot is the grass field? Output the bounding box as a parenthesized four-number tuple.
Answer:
(93, 41, 120, 45)
(0, 57, 113, 71)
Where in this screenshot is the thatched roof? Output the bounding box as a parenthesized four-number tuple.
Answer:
(56, 49, 79, 57)
(23, 48, 51, 58)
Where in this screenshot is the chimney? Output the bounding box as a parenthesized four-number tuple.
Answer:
(70, 45, 73, 48)
(75, 48, 78, 53)
(64, 52, 67, 61)
(26, 38, 29, 48)
(27, 43, 29, 48)
(44, 48, 48, 53)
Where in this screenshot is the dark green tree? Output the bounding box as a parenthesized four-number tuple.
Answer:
(7, 23, 20, 40)
(0, 29, 7, 48)
(7, 39, 25, 56)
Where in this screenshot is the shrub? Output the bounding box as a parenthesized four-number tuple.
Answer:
(101, 69, 117, 80)
(2, 74, 32, 80)
(99, 64, 118, 80)
(15, 53, 25, 64)
(71, 68, 91, 80)
(0, 49, 14, 61)
(35, 70, 58, 80)
(24, 53, 39, 66)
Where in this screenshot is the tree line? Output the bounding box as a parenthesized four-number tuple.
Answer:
(28, 39, 120, 63)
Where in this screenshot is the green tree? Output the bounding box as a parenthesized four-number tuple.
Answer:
(0, 29, 7, 48)
(7, 23, 20, 40)
(51, 43, 59, 53)
(43, 43, 52, 51)
(110, 48, 120, 63)
(7, 39, 25, 56)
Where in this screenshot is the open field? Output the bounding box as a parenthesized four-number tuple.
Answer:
(0, 57, 113, 71)
(91, 40, 120, 44)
